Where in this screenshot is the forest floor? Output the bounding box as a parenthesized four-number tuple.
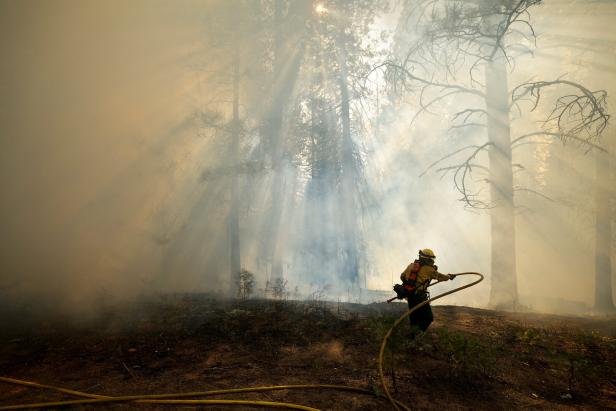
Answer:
(1, 295, 616, 410)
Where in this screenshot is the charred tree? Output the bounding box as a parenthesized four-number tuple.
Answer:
(228, 40, 242, 297)
(594, 145, 615, 312)
(337, 37, 360, 286)
(485, 55, 518, 307)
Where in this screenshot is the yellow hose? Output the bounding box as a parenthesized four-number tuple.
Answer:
(0, 378, 409, 410)
(0, 271, 483, 410)
(0, 398, 319, 411)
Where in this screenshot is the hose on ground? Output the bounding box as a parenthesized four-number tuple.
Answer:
(0, 271, 483, 410)
(0, 379, 408, 410)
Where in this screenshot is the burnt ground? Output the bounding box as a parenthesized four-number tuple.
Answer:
(1, 295, 615, 410)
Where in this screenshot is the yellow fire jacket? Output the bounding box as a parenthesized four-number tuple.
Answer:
(400, 262, 450, 293)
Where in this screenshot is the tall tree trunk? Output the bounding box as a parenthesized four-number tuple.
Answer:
(594, 146, 614, 311)
(265, 0, 286, 283)
(337, 41, 359, 287)
(486, 56, 518, 309)
(228, 42, 241, 297)
(304, 50, 329, 284)
(262, 0, 308, 282)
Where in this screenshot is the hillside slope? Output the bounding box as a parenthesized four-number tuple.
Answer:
(1, 296, 615, 410)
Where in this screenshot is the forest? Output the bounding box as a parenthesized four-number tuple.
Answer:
(1, 0, 615, 410)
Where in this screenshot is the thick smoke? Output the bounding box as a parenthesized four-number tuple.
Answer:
(0, 0, 614, 317)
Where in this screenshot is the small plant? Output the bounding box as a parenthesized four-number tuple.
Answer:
(516, 328, 541, 345)
(308, 283, 331, 303)
(271, 278, 289, 300)
(562, 331, 608, 396)
(366, 313, 408, 393)
(237, 269, 255, 300)
(434, 328, 495, 381)
(305, 283, 332, 316)
(515, 327, 543, 354)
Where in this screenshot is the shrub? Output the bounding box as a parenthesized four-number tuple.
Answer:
(237, 269, 255, 300)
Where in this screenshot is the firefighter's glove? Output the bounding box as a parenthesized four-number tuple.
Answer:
(448, 274, 456, 280)
(393, 284, 407, 299)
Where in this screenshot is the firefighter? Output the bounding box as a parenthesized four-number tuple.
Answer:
(393, 249, 455, 334)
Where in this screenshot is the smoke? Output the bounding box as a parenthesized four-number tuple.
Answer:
(0, 0, 614, 318)
(0, 0, 209, 314)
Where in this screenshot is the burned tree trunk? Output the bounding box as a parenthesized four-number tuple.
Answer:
(485, 56, 518, 309)
(337, 39, 359, 287)
(228, 42, 241, 297)
(264, 0, 287, 283)
(594, 146, 614, 311)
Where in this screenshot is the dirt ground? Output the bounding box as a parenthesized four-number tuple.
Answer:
(1, 295, 615, 410)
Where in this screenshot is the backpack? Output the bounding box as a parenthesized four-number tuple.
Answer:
(403, 260, 437, 293)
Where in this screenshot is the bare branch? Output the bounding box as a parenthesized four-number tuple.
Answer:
(379, 61, 485, 98)
(487, 0, 541, 62)
(511, 131, 608, 153)
(420, 144, 482, 177)
(422, 142, 493, 209)
(449, 122, 486, 131)
(511, 79, 610, 143)
(452, 108, 487, 123)
(436, 163, 489, 174)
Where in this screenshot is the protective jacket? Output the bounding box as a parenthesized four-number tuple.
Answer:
(400, 260, 450, 294)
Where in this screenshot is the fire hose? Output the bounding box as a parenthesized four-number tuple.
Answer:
(0, 272, 483, 411)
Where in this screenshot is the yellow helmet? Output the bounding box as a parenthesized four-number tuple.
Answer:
(419, 248, 436, 259)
